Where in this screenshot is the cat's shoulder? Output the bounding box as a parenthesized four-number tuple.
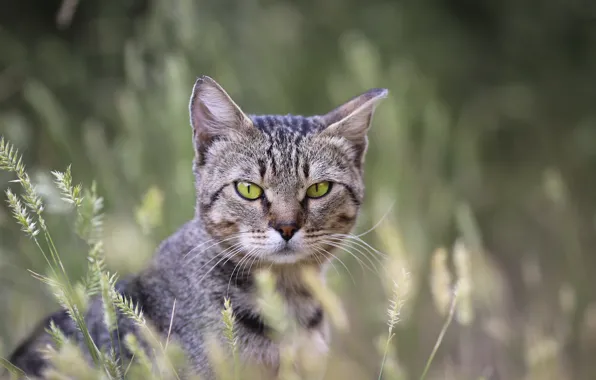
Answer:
(157, 219, 201, 249)
(152, 218, 209, 264)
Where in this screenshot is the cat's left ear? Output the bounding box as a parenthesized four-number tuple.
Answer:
(320, 88, 388, 164)
(189, 76, 253, 162)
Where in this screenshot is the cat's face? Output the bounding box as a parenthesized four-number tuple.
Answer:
(189, 76, 387, 265)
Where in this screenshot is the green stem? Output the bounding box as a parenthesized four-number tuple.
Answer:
(419, 294, 457, 380)
(41, 222, 102, 365)
(377, 333, 394, 380)
(234, 348, 240, 380)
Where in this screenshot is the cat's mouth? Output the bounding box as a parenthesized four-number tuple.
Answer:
(240, 230, 318, 264)
(263, 243, 312, 264)
(277, 245, 297, 255)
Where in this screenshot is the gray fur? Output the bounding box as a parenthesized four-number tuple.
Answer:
(8, 76, 387, 379)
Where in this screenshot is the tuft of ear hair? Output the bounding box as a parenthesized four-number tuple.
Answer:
(189, 76, 253, 156)
(320, 88, 388, 143)
(319, 88, 388, 167)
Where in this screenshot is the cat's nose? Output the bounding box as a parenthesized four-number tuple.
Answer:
(275, 223, 299, 241)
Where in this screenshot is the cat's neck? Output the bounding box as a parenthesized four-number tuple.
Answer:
(134, 217, 328, 357)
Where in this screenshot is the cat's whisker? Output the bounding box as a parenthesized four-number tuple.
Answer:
(318, 239, 380, 276)
(323, 236, 386, 269)
(184, 232, 252, 262)
(181, 236, 222, 258)
(196, 244, 247, 285)
(331, 233, 389, 258)
(313, 244, 356, 285)
(304, 230, 388, 261)
(226, 248, 256, 295)
(185, 232, 249, 262)
(310, 247, 322, 266)
(242, 250, 262, 284)
(339, 233, 388, 257)
(228, 248, 261, 296)
(266, 253, 276, 272)
(311, 246, 340, 279)
(355, 200, 395, 237)
(190, 242, 244, 275)
(183, 233, 241, 259)
(319, 240, 374, 276)
(230, 248, 258, 290)
(334, 238, 387, 275)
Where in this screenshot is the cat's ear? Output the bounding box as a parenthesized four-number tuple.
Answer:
(320, 88, 388, 143)
(319, 88, 388, 167)
(189, 76, 253, 155)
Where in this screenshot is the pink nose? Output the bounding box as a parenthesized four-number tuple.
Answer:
(276, 223, 298, 241)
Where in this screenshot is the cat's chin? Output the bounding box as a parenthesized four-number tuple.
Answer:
(261, 247, 313, 265)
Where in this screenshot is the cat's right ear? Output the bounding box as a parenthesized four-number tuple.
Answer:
(189, 76, 253, 159)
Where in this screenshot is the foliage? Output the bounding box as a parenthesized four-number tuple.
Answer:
(0, 138, 461, 379)
(2, 0, 596, 378)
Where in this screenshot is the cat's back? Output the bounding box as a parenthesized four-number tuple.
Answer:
(8, 310, 77, 377)
(5, 220, 204, 378)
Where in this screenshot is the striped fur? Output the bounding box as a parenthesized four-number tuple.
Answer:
(8, 76, 387, 379)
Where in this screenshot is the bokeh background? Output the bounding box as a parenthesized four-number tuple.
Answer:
(2, 0, 596, 379)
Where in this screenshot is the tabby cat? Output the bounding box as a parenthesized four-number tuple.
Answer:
(9, 76, 388, 379)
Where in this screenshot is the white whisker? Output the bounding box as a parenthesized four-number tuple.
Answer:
(184, 232, 248, 262)
(196, 244, 246, 285)
(332, 233, 388, 258)
(311, 245, 340, 278)
(324, 236, 386, 268)
(242, 251, 261, 283)
(319, 239, 378, 276)
(313, 244, 356, 285)
(226, 248, 256, 296)
(356, 200, 395, 237)
(191, 242, 244, 275)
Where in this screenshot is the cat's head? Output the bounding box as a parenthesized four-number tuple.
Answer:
(189, 76, 387, 265)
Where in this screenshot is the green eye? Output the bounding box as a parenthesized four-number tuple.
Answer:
(235, 182, 263, 200)
(306, 181, 331, 198)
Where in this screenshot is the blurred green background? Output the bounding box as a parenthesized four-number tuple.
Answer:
(2, 0, 596, 379)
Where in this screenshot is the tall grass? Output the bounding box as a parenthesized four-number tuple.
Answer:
(1, 0, 593, 378)
(0, 137, 463, 379)
(0, 138, 183, 379)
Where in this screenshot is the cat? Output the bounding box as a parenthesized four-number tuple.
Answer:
(8, 76, 388, 379)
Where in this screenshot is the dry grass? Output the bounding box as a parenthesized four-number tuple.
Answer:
(1, 1, 595, 378)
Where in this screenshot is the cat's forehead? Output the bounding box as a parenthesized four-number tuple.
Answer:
(208, 114, 351, 190)
(249, 115, 326, 136)
(237, 115, 341, 188)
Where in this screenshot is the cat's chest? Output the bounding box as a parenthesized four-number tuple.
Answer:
(281, 290, 325, 330)
(239, 289, 330, 379)
(270, 269, 327, 331)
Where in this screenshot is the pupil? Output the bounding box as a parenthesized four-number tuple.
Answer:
(315, 183, 319, 192)
(247, 184, 251, 194)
